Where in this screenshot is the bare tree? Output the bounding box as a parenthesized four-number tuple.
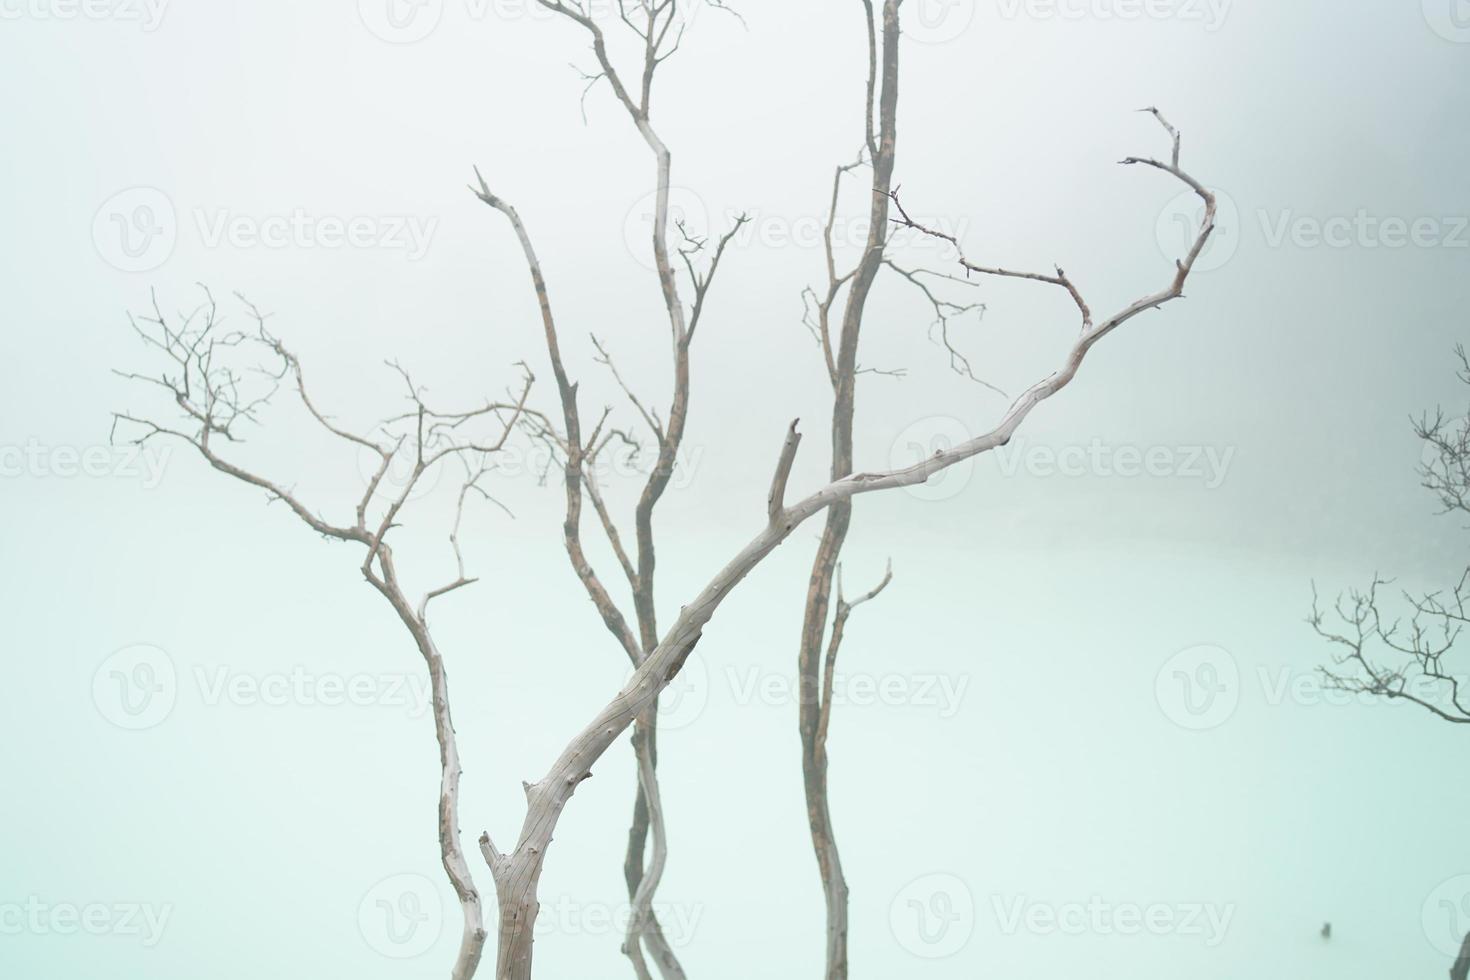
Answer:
(474, 1, 747, 975)
(792, 6, 902, 978)
(112, 287, 533, 980)
(473, 99, 1214, 980)
(114, 6, 1217, 979)
(1311, 345, 1470, 725)
(787, 6, 1216, 978)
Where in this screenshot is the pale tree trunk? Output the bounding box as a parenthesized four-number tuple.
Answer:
(484, 5, 748, 976)
(796, 3, 902, 977)
(474, 47, 1215, 977)
(421, 636, 489, 979)
(624, 716, 687, 976)
(117, 87, 1216, 980)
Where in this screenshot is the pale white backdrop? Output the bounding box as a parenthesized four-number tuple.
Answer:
(2, 1, 1468, 977)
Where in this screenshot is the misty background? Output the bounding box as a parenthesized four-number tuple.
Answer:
(2, 0, 1468, 976)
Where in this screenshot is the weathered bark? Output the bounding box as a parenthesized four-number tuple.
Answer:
(481, 7, 746, 973)
(112, 299, 541, 980)
(486, 853, 543, 980)
(795, 3, 902, 977)
(367, 545, 494, 980)
(622, 712, 672, 980)
(417, 629, 488, 980)
(624, 717, 687, 977)
(475, 95, 1216, 977)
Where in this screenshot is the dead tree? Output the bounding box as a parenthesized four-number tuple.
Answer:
(1311, 345, 1470, 725)
(114, 6, 1217, 979)
(472, 83, 1214, 980)
(473, 2, 746, 976)
(789, 4, 1216, 977)
(112, 288, 533, 980)
(793, 7, 902, 978)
